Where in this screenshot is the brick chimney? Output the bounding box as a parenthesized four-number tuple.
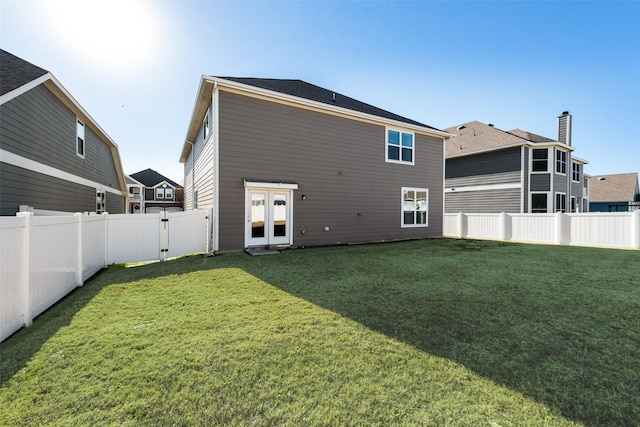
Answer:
(557, 111, 572, 146)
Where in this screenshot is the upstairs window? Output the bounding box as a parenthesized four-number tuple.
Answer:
(386, 129, 414, 164)
(531, 148, 548, 172)
(76, 119, 85, 158)
(155, 185, 173, 200)
(572, 162, 581, 182)
(556, 149, 567, 175)
(203, 113, 210, 140)
(402, 187, 428, 227)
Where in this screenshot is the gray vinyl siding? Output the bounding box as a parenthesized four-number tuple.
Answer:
(0, 163, 123, 215)
(0, 85, 120, 188)
(530, 174, 550, 191)
(446, 188, 521, 213)
(444, 147, 522, 213)
(446, 147, 520, 183)
(217, 90, 444, 251)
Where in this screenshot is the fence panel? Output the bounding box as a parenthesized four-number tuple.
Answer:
(443, 213, 459, 237)
(29, 216, 78, 319)
(569, 213, 632, 249)
(0, 217, 26, 342)
(511, 214, 556, 244)
(466, 214, 501, 240)
(82, 215, 107, 280)
(166, 209, 209, 259)
(107, 213, 162, 264)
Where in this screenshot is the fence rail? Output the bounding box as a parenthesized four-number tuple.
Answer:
(0, 209, 212, 343)
(444, 211, 640, 250)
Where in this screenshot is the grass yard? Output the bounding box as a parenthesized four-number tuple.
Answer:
(1, 239, 638, 426)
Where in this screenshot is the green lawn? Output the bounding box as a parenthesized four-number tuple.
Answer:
(1, 239, 638, 426)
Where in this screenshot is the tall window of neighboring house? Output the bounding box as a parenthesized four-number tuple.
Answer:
(556, 150, 567, 174)
(76, 119, 85, 158)
(531, 148, 548, 172)
(555, 193, 567, 212)
(531, 193, 548, 213)
(386, 129, 414, 164)
(401, 187, 428, 227)
(203, 113, 209, 140)
(572, 162, 581, 182)
(156, 185, 173, 200)
(96, 191, 105, 213)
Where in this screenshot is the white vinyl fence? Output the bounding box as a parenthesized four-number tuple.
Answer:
(0, 209, 212, 342)
(444, 211, 640, 250)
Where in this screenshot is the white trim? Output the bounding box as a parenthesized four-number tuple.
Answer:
(530, 191, 551, 213)
(445, 182, 521, 193)
(243, 180, 298, 190)
(555, 191, 567, 213)
(385, 128, 415, 166)
(0, 149, 123, 196)
(401, 187, 429, 228)
(555, 148, 568, 176)
(520, 146, 525, 213)
(0, 73, 51, 105)
(530, 147, 550, 174)
(76, 118, 86, 159)
(213, 84, 220, 251)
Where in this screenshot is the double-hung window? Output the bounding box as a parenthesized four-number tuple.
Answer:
(531, 193, 548, 213)
(76, 119, 85, 158)
(386, 129, 414, 164)
(402, 187, 428, 227)
(531, 148, 548, 172)
(556, 149, 567, 174)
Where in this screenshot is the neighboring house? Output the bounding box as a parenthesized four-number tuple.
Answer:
(444, 112, 589, 214)
(128, 168, 183, 213)
(589, 172, 639, 212)
(179, 77, 449, 252)
(0, 49, 126, 215)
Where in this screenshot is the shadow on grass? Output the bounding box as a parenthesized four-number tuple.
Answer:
(0, 269, 110, 385)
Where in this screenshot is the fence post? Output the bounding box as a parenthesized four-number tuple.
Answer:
(633, 210, 640, 250)
(499, 212, 512, 242)
(555, 212, 570, 245)
(103, 213, 109, 267)
(457, 212, 466, 238)
(75, 213, 83, 287)
(17, 211, 33, 327)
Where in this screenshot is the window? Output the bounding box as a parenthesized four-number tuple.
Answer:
(402, 187, 428, 227)
(386, 129, 414, 164)
(555, 193, 567, 212)
(556, 149, 567, 174)
(193, 190, 198, 209)
(571, 196, 577, 213)
(145, 188, 155, 201)
(531, 148, 548, 172)
(76, 119, 85, 158)
(531, 193, 548, 213)
(203, 113, 209, 140)
(96, 191, 105, 213)
(572, 162, 581, 182)
(155, 186, 173, 200)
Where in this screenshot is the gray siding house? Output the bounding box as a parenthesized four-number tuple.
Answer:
(0, 50, 126, 215)
(180, 77, 449, 252)
(445, 112, 589, 214)
(127, 168, 183, 214)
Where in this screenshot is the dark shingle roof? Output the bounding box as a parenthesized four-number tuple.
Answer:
(130, 168, 181, 188)
(0, 49, 49, 96)
(217, 77, 440, 130)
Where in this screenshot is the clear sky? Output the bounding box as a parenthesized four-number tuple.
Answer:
(2, 0, 638, 184)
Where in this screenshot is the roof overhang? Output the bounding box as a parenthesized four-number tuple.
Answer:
(446, 140, 577, 159)
(180, 76, 452, 163)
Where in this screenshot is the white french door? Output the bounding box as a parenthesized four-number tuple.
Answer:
(245, 189, 293, 247)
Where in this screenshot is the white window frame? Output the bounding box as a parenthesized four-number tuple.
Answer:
(386, 128, 415, 165)
(401, 187, 428, 228)
(555, 149, 567, 175)
(555, 192, 567, 213)
(76, 119, 85, 158)
(571, 196, 577, 212)
(530, 148, 549, 173)
(530, 192, 549, 213)
(203, 112, 210, 140)
(96, 190, 106, 214)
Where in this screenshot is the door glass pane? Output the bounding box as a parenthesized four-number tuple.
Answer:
(251, 193, 265, 238)
(273, 194, 286, 237)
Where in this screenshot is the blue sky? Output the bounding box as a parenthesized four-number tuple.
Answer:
(2, 0, 638, 184)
